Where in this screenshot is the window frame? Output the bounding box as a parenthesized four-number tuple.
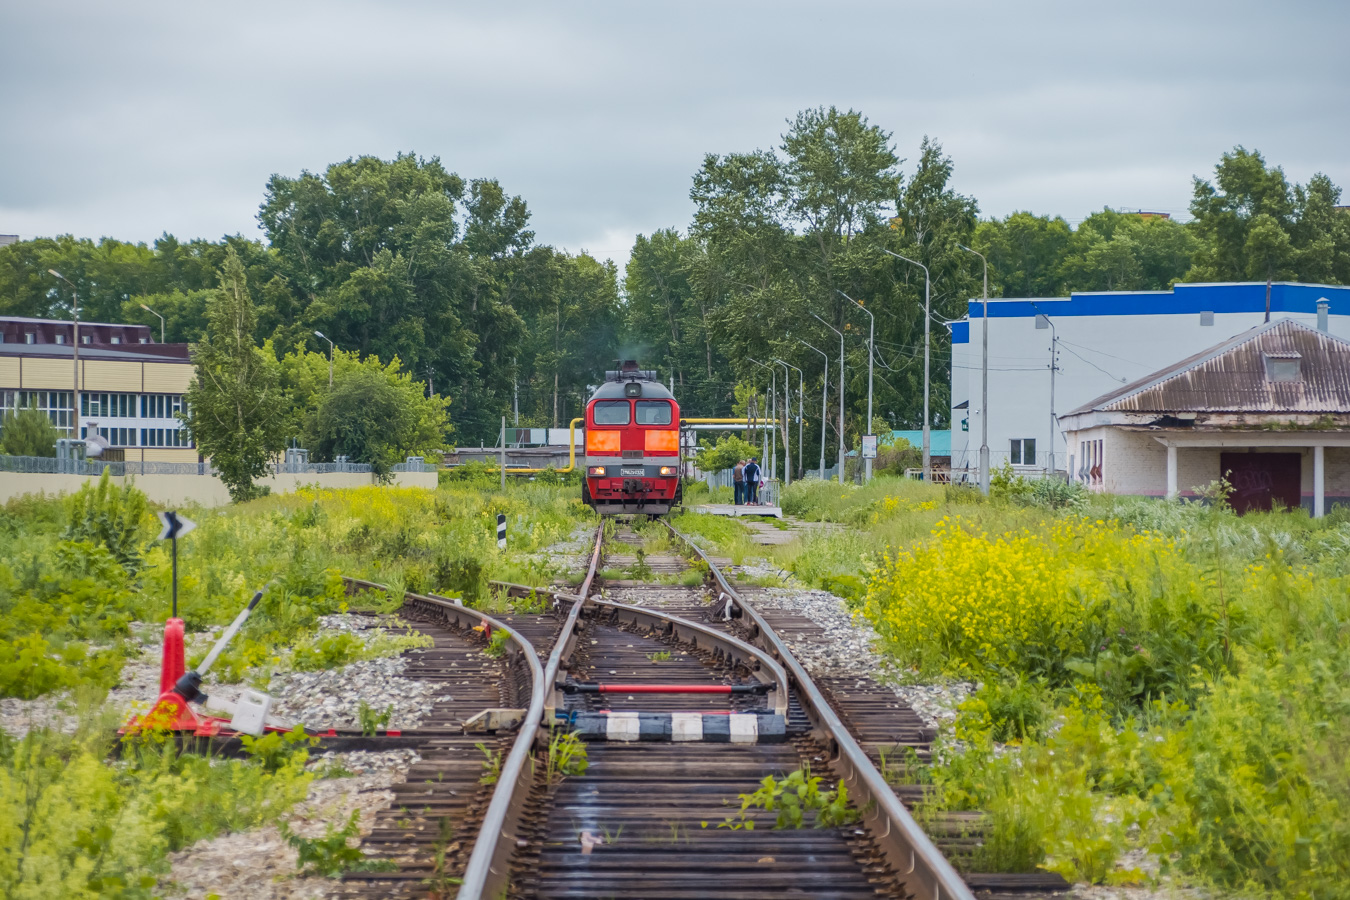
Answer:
(591, 400, 631, 426)
(634, 400, 673, 426)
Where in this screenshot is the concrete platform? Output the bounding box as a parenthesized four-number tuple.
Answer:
(696, 503, 783, 518)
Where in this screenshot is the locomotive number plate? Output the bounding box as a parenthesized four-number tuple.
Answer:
(620, 467, 645, 476)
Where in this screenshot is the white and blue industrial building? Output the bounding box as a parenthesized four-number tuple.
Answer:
(949, 282, 1350, 482)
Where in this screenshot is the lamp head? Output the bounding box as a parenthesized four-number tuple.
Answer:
(314, 331, 326, 340)
(48, 269, 63, 279)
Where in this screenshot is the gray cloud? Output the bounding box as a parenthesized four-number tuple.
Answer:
(2, 0, 1346, 270)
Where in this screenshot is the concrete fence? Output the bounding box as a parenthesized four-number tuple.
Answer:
(0, 464, 438, 507)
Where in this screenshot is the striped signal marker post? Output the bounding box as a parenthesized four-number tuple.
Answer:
(496, 513, 506, 549)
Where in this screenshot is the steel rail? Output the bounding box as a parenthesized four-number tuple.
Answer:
(342, 575, 548, 900)
(495, 583, 791, 719)
(663, 521, 977, 900)
(456, 521, 604, 899)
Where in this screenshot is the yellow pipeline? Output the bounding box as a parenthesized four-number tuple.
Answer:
(489, 417, 774, 476)
(681, 417, 781, 425)
(493, 417, 582, 475)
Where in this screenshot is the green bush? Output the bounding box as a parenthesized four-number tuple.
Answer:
(696, 433, 758, 473)
(0, 404, 59, 457)
(63, 470, 152, 576)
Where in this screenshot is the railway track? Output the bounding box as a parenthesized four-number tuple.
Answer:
(333, 517, 1067, 899)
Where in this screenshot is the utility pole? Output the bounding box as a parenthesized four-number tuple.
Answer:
(811, 314, 846, 485)
(838, 291, 874, 482)
(513, 357, 519, 426)
(799, 340, 828, 480)
(883, 251, 931, 482)
(48, 270, 80, 439)
(958, 244, 991, 494)
(500, 416, 506, 489)
(1048, 321, 1058, 474)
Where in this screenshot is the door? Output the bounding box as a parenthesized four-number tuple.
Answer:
(1220, 452, 1301, 513)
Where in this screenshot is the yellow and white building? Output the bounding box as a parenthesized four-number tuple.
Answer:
(0, 316, 197, 463)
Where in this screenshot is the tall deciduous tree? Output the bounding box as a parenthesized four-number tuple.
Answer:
(184, 248, 288, 502)
(1186, 147, 1350, 285)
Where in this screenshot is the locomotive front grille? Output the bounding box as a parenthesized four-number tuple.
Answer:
(622, 450, 643, 459)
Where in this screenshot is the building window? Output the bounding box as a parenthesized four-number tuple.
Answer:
(1264, 353, 1302, 382)
(24, 333, 35, 344)
(82, 335, 91, 344)
(1199, 310, 1214, 326)
(141, 394, 185, 419)
(82, 393, 138, 418)
(55, 334, 66, 344)
(1, 390, 73, 430)
(139, 427, 191, 448)
(110, 336, 121, 345)
(1010, 438, 1037, 466)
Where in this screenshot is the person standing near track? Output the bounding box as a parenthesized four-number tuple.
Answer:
(733, 459, 746, 505)
(743, 457, 761, 505)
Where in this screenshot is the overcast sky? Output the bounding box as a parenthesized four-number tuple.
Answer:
(2, 0, 1346, 270)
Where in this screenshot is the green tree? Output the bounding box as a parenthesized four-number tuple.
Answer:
(184, 247, 289, 502)
(1186, 146, 1349, 284)
(972, 212, 1072, 298)
(308, 368, 419, 478)
(696, 433, 758, 472)
(277, 345, 451, 458)
(0, 404, 60, 457)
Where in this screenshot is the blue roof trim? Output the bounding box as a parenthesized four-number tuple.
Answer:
(966, 282, 1350, 319)
(950, 321, 969, 344)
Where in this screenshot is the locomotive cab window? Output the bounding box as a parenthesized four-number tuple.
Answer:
(592, 401, 631, 425)
(635, 401, 672, 425)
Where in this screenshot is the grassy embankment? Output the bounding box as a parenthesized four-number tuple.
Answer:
(678, 475, 1350, 896)
(0, 473, 593, 899)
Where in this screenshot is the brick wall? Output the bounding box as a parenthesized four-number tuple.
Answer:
(1064, 426, 1350, 509)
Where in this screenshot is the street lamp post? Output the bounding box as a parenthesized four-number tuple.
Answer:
(838, 291, 874, 482)
(774, 358, 803, 480)
(810, 313, 846, 485)
(770, 359, 793, 485)
(48, 270, 80, 440)
(957, 244, 990, 495)
(798, 340, 829, 480)
(139, 303, 166, 343)
(314, 331, 335, 388)
(882, 250, 931, 482)
(748, 359, 777, 482)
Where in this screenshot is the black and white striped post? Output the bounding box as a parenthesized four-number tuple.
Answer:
(496, 513, 507, 550)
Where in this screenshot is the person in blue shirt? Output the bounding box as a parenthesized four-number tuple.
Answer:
(743, 458, 762, 505)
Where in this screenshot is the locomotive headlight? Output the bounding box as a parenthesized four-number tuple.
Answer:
(587, 466, 606, 476)
(658, 466, 676, 476)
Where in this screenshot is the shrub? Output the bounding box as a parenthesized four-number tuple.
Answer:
(696, 433, 758, 473)
(63, 470, 152, 575)
(0, 404, 59, 457)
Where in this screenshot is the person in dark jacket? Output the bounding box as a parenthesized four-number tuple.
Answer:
(743, 458, 762, 505)
(732, 459, 746, 505)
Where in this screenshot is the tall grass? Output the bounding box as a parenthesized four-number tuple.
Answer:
(782, 477, 1350, 891)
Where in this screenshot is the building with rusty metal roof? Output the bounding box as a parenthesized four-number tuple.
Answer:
(949, 281, 1350, 485)
(1059, 318, 1350, 515)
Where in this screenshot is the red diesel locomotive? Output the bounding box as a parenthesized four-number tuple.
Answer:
(582, 362, 682, 515)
